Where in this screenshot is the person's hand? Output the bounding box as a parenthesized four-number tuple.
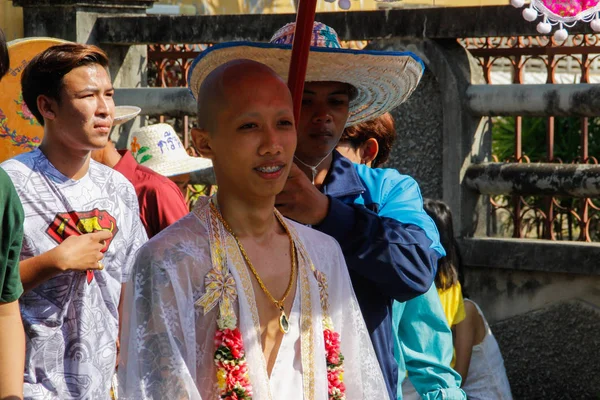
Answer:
(52, 230, 113, 272)
(276, 163, 330, 225)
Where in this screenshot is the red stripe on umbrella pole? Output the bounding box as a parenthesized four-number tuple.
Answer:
(288, 0, 318, 123)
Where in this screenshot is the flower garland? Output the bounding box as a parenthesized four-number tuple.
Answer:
(214, 327, 253, 400)
(195, 241, 253, 400)
(200, 204, 346, 399)
(314, 268, 346, 400)
(324, 319, 346, 400)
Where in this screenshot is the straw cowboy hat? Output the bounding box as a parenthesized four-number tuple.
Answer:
(188, 21, 424, 126)
(127, 123, 212, 177)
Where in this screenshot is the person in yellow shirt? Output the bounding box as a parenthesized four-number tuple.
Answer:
(423, 199, 466, 353)
(423, 199, 513, 399)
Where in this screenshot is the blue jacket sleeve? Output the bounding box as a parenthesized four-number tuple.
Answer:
(315, 170, 443, 302)
(397, 285, 466, 400)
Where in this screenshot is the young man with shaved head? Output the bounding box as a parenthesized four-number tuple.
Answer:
(1, 43, 147, 399)
(192, 22, 445, 400)
(118, 59, 389, 399)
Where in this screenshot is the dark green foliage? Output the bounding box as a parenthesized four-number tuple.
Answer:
(491, 116, 600, 241)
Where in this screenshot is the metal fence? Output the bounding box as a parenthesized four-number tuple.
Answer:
(462, 35, 600, 241)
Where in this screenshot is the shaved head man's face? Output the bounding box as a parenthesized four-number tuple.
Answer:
(192, 60, 296, 201)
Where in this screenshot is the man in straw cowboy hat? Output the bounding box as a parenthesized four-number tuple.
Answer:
(0, 26, 26, 399)
(118, 59, 390, 399)
(1, 43, 147, 399)
(185, 21, 446, 399)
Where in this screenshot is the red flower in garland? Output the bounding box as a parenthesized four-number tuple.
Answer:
(214, 327, 252, 399)
(216, 328, 245, 359)
(324, 329, 342, 366)
(323, 327, 346, 399)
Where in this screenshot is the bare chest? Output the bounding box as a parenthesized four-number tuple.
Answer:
(240, 237, 297, 376)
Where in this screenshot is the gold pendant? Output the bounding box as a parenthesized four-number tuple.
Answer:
(279, 309, 290, 334)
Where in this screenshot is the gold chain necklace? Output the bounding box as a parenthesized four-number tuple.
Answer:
(210, 201, 296, 334)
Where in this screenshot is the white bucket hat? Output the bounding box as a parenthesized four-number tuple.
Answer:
(188, 21, 424, 127)
(113, 106, 141, 126)
(127, 123, 212, 177)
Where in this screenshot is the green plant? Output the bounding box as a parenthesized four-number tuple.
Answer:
(490, 116, 600, 241)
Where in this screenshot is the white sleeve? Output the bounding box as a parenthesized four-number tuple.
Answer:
(117, 242, 203, 400)
(120, 184, 148, 283)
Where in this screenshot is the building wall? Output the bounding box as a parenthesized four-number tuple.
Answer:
(465, 266, 600, 399)
(0, 0, 23, 41)
(0, 0, 509, 41)
(170, 0, 509, 13)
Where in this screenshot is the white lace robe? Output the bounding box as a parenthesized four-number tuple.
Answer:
(118, 197, 388, 399)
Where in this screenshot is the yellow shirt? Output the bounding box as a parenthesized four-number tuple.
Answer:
(437, 283, 465, 368)
(437, 282, 466, 328)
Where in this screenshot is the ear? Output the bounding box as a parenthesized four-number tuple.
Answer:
(359, 138, 379, 167)
(37, 95, 57, 121)
(191, 127, 214, 160)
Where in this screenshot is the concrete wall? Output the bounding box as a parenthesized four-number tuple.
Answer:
(465, 267, 600, 323)
(388, 68, 444, 200)
(463, 259, 600, 398)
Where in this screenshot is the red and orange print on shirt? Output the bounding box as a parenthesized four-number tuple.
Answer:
(46, 209, 118, 283)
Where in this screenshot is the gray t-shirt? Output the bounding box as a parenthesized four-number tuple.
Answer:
(1, 149, 148, 399)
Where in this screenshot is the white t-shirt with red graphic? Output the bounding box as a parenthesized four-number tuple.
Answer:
(1, 148, 147, 400)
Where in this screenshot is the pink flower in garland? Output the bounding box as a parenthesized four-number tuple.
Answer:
(328, 369, 346, 398)
(324, 329, 342, 366)
(214, 327, 253, 399)
(323, 327, 346, 399)
(215, 328, 245, 359)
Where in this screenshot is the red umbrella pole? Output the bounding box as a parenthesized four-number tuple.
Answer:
(288, 0, 318, 123)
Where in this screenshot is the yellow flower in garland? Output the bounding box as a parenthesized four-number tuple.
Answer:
(216, 368, 227, 391)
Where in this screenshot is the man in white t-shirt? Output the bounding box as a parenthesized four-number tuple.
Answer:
(1, 43, 147, 399)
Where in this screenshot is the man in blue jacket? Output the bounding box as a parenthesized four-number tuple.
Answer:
(269, 22, 446, 398)
(338, 115, 465, 400)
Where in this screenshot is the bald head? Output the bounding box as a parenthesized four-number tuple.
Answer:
(196, 59, 291, 133)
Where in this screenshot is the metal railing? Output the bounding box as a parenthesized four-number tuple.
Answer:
(462, 35, 600, 241)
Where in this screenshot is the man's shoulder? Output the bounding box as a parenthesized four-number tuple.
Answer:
(353, 164, 421, 208)
(286, 219, 342, 256)
(133, 163, 181, 193)
(91, 159, 128, 182)
(1, 150, 41, 173)
(90, 160, 138, 195)
(354, 163, 418, 191)
(141, 211, 207, 255)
